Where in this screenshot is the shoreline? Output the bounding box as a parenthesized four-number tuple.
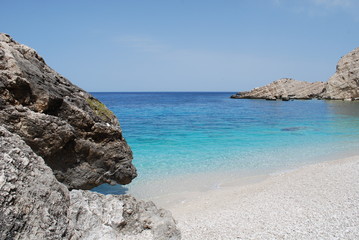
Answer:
(125, 148, 359, 207)
(154, 155, 359, 239)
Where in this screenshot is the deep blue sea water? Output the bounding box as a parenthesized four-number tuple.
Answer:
(92, 92, 359, 198)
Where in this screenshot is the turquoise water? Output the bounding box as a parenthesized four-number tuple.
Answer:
(92, 92, 359, 197)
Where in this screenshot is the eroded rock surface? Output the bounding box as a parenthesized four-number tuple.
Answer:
(231, 78, 326, 100)
(0, 126, 71, 240)
(0, 126, 181, 240)
(322, 47, 359, 100)
(0, 33, 136, 189)
(69, 190, 181, 240)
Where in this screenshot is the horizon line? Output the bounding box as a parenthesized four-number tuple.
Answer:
(90, 91, 238, 93)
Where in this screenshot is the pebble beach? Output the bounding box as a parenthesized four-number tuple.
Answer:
(162, 156, 359, 239)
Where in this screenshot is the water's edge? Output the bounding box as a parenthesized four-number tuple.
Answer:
(91, 93, 359, 201)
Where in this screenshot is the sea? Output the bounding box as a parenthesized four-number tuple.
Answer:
(91, 92, 359, 199)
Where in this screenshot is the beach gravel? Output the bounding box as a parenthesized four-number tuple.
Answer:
(169, 157, 359, 239)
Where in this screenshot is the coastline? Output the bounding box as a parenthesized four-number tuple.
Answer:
(152, 155, 359, 239)
(125, 147, 359, 206)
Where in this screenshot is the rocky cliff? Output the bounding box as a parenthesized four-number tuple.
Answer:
(321, 47, 359, 100)
(231, 47, 359, 101)
(0, 33, 181, 240)
(0, 33, 136, 190)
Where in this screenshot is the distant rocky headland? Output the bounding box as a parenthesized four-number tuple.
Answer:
(231, 47, 359, 101)
(0, 33, 180, 239)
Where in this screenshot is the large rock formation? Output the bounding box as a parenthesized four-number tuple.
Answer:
(0, 126, 181, 240)
(231, 78, 326, 100)
(231, 47, 359, 101)
(0, 33, 136, 190)
(321, 47, 359, 100)
(0, 33, 181, 240)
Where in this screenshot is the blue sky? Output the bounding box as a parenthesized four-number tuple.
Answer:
(1, 0, 359, 92)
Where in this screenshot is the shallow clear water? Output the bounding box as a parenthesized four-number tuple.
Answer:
(91, 92, 359, 197)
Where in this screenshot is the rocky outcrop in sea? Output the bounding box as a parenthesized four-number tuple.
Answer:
(231, 78, 326, 100)
(231, 47, 359, 101)
(0, 33, 180, 240)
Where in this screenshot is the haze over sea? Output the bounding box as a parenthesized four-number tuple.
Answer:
(92, 92, 359, 199)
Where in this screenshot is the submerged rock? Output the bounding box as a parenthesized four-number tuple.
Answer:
(0, 33, 136, 189)
(231, 78, 326, 100)
(281, 127, 307, 132)
(0, 126, 181, 240)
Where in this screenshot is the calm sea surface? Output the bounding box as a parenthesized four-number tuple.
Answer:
(92, 92, 359, 198)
